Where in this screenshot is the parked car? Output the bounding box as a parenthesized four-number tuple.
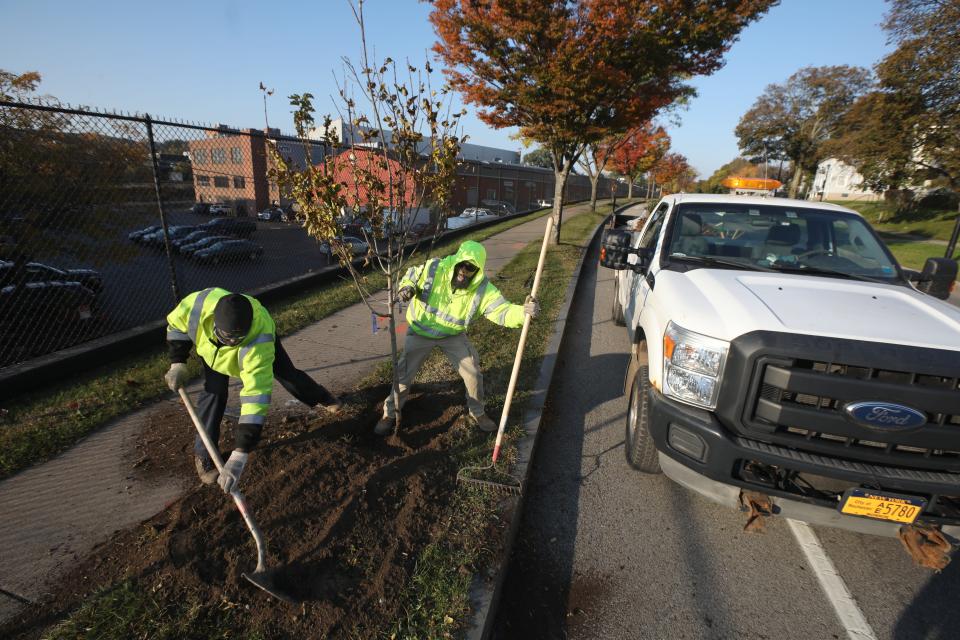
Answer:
(128, 225, 161, 242)
(194, 239, 264, 264)
(18, 261, 103, 293)
(209, 203, 232, 216)
(0, 279, 99, 354)
(481, 200, 516, 216)
(318, 236, 370, 257)
(172, 229, 215, 252)
(140, 225, 199, 248)
(258, 206, 287, 222)
(199, 217, 257, 237)
(180, 235, 233, 257)
(190, 203, 211, 216)
(599, 193, 960, 540)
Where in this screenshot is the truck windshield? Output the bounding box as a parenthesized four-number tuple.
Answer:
(666, 203, 902, 282)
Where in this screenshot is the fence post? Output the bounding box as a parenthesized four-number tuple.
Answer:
(145, 113, 182, 303)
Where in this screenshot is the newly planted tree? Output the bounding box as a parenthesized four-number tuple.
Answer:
(429, 0, 776, 242)
(268, 1, 463, 432)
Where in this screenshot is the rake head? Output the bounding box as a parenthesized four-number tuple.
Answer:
(456, 463, 522, 495)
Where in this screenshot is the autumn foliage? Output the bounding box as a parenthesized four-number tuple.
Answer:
(610, 124, 671, 196)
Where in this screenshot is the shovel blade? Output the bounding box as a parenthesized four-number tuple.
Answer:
(243, 570, 296, 603)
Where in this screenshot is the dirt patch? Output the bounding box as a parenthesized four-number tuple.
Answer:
(3, 381, 489, 639)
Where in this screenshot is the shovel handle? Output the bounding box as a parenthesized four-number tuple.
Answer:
(177, 387, 267, 573)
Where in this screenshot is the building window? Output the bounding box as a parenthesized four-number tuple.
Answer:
(233, 176, 245, 189)
(212, 148, 226, 164)
(193, 150, 207, 165)
(214, 176, 230, 188)
(196, 174, 210, 186)
(231, 147, 242, 163)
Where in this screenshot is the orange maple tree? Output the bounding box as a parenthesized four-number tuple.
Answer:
(429, 0, 776, 239)
(652, 152, 697, 195)
(610, 124, 671, 198)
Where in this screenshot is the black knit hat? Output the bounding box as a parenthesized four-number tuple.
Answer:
(213, 294, 253, 339)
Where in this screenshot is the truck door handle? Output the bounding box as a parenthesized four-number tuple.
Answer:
(645, 272, 655, 289)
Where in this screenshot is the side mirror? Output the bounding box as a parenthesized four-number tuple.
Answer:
(629, 247, 652, 273)
(600, 229, 633, 270)
(915, 257, 958, 300)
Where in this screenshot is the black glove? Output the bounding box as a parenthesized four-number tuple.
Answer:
(398, 286, 416, 303)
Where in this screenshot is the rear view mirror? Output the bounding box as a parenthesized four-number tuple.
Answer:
(915, 257, 958, 300)
(600, 229, 633, 270)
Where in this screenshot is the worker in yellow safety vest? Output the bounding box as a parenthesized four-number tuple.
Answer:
(165, 288, 341, 491)
(375, 240, 538, 435)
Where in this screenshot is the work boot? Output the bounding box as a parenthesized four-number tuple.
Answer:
(194, 455, 218, 485)
(374, 416, 395, 436)
(472, 413, 497, 433)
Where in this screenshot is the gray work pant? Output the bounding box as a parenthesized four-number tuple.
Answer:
(382, 331, 485, 419)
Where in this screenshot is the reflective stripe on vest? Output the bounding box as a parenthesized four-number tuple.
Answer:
(482, 294, 508, 315)
(188, 288, 214, 341)
(238, 414, 265, 425)
(167, 328, 189, 341)
(417, 259, 441, 302)
(411, 319, 452, 338)
(465, 279, 488, 327)
(239, 333, 274, 367)
(240, 393, 272, 404)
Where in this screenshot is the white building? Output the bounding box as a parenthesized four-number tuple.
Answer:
(309, 118, 520, 164)
(809, 158, 882, 202)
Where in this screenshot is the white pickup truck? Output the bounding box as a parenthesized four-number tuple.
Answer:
(600, 193, 960, 537)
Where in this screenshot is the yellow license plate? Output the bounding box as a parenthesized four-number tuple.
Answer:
(839, 489, 926, 524)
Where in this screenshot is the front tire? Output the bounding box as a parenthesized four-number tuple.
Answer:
(612, 277, 626, 326)
(625, 365, 661, 473)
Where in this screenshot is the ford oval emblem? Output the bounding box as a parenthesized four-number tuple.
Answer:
(843, 401, 927, 431)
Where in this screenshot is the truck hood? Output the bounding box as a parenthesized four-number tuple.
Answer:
(657, 268, 960, 351)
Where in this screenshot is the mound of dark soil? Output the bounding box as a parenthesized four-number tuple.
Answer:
(3, 382, 483, 638)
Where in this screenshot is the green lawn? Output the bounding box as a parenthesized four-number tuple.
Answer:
(833, 200, 959, 242)
(885, 238, 956, 271)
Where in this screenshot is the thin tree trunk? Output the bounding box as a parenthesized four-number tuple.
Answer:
(628, 180, 634, 199)
(589, 174, 599, 212)
(552, 168, 569, 245)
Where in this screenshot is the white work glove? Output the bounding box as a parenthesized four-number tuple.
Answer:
(397, 286, 416, 303)
(217, 450, 249, 494)
(524, 296, 540, 318)
(164, 363, 189, 391)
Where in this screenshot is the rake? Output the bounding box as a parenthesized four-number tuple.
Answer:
(177, 388, 295, 603)
(457, 215, 554, 495)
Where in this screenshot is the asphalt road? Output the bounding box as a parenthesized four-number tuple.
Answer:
(494, 216, 960, 640)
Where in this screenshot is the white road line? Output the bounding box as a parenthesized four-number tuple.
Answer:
(787, 519, 879, 640)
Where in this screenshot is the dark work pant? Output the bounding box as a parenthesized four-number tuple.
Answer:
(194, 338, 336, 458)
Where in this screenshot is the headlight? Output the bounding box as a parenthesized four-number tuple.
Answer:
(663, 321, 729, 409)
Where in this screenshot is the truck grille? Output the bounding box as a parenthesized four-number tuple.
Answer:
(744, 357, 960, 472)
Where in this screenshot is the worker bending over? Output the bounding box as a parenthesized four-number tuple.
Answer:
(165, 287, 341, 491)
(376, 240, 538, 435)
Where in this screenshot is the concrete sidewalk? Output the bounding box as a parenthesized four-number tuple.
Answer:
(0, 201, 601, 622)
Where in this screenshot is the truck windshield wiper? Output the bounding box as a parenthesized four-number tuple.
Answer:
(669, 254, 778, 272)
(767, 263, 895, 284)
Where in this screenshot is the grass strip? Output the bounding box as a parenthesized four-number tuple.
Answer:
(832, 200, 958, 242)
(1, 203, 619, 480)
(36, 206, 610, 640)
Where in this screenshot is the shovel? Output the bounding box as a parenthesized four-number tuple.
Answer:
(456, 215, 555, 494)
(177, 387, 294, 603)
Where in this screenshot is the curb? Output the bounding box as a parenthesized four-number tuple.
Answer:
(464, 202, 637, 639)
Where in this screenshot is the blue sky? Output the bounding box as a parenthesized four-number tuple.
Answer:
(1, 0, 892, 178)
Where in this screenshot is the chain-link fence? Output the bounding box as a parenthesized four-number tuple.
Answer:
(0, 100, 624, 374)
